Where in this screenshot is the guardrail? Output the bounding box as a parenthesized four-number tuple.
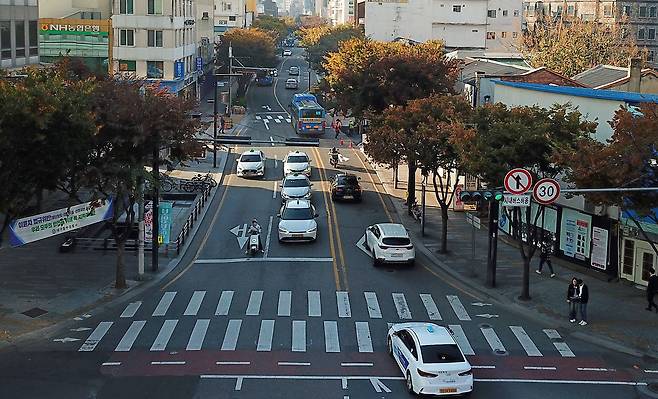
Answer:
(172, 183, 212, 255)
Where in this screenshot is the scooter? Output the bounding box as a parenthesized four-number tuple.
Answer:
(246, 233, 262, 256)
(329, 152, 340, 168)
(411, 201, 422, 222)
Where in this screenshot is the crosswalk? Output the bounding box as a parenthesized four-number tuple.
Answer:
(72, 290, 576, 359)
(255, 114, 291, 123)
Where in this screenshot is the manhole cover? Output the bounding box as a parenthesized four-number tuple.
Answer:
(22, 307, 48, 318)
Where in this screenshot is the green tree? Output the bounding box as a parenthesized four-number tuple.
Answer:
(305, 24, 363, 74)
(215, 28, 278, 70)
(452, 103, 596, 299)
(522, 18, 646, 77)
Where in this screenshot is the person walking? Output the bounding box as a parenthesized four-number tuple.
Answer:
(567, 277, 579, 323)
(536, 241, 555, 277)
(647, 268, 658, 312)
(334, 118, 342, 139)
(576, 279, 589, 325)
(219, 115, 225, 134)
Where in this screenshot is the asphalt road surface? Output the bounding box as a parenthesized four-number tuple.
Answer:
(0, 48, 654, 399)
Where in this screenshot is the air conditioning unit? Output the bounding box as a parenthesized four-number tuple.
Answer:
(202, 12, 209, 20)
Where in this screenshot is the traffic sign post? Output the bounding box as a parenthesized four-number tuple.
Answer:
(532, 178, 561, 205)
(504, 168, 533, 195)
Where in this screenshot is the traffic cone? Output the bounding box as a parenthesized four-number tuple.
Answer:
(349, 141, 353, 149)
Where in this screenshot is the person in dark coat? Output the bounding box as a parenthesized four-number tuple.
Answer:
(576, 279, 589, 325)
(567, 277, 579, 323)
(536, 241, 555, 277)
(647, 268, 658, 312)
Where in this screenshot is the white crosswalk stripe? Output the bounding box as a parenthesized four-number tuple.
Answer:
(553, 341, 575, 357)
(215, 290, 234, 316)
(336, 291, 351, 318)
(246, 290, 264, 316)
(266, 115, 273, 120)
(115, 320, 146, 352)
(355, 322, 373, 353)
(221, 319, 242, 351)
(285, 119, 291, 123)
(186, 319, 210, 351)
(257, 320, 275, 351)
(324, 321, 340, 353)
(256, 115, 262, 120)
(364, 292, 382, 319)
(481, 326, 506, 353)
(308, 291, 321, 317)
(510, 326, 542, 357)
(152, 292, 176, 317)
(184, 291, 206, 316)
(447, 295, 471, 321)
(392, 293, 412, 319)
(278, 291, 292, 316)
(448, 324, 474, 356)
(292, 320, 306, 352)
(120, 301, 142, 318)
(78, 321, 113, 352)
(419, 294, 442, 320)
(274, 118, 282, 123)
(150, 320, 178, 351)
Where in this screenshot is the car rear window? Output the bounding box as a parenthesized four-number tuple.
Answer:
(241, 154, 261, 162)
(287, 155, 308, 163)
(337, 176, 358, 185)
(284, 178, 309, 187)
(420, 344, 465, 363)
(382, 237, 411, 246)
(281, 207, 314, 220)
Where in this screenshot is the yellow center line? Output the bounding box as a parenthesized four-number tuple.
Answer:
(320, 149, 348, 291)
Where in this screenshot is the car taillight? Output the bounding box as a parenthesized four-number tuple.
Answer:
(458, 369, 472, 376)
(417, 369, 438, 378)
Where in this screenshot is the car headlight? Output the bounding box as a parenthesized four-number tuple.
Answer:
(257, 165, 264, 171)
(303, 192, 311, 198)
(306, 227, 317, 233)
(278, 227, 289, 233)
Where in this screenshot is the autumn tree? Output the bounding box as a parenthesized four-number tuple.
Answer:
(304, 24, 363, 74)
(521, 18, 646, 77)
(252, 15, 291, 43)
(215, 28, 278, 70)
(453, 103, 596, 299)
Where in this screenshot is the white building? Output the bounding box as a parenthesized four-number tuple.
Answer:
(197, 0, 213, 68)
(112, 0, 198, 97)
(214, 0, 247, 38)
(364, 0, 521, 52)
(328, 0, 354, 24)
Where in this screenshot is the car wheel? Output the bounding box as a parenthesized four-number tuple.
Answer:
(387, 337, 393, 357)
(372, 249, 379, 267)
(408, 259, 415, 267)
(406, 372, 414, 394)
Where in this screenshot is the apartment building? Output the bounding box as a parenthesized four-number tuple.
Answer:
(214, 0, 246, 36)
(328, 0, 354, 24)
(112, 0, 198, 97)
(0, 0, 39, 69)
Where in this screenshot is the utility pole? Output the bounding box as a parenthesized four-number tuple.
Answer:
(137, 175, 145, 278)
(213, 65, 218, 168)
(421, 174, 427, 236)
(228, 43, 233, 117)
(308, 59, 312, 91)
(152, 129, 159, 272)
(486, 200, 499, 288)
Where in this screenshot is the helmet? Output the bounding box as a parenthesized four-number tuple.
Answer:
(252, 219, 258, 223)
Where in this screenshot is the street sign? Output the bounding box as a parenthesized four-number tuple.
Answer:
(174, 61, 185, 79)
(533, 178, 561, 205)
(466, 213, 481, 229)
(502, 194, 531, 207)
(504, 168, 533, 195)
(196, 56, 203, 72)
(216, 81, 226, 87)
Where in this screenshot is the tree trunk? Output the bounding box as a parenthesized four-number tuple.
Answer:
(520, 255, 531, 300)
(407, 160, 416, 215)
(439, 205, 449, 254)
(0, 213, 10, 248)
(115, 237, 127, 289)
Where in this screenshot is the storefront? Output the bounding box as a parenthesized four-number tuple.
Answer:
(620, 209, 658, 287)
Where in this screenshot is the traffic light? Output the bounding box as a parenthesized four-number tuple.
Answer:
(459, 190, 504, 203)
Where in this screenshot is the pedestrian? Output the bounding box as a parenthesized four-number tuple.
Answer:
(646, 268, 658, 312)
(576, 279, 589, 325)
(348, 119, 356, 136)
(219, 115, 225, 134)
(334, 118, 342, 139)
(536, 241, 555, 277)
(566, 277, 579, 323)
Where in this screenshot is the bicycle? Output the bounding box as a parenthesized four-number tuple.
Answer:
(191, 172, 217, 188)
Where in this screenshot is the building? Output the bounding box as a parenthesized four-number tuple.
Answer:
(328, 0, 354, 25)
(263, 0, 279, 16)
(522, 0, 658, 65)
(363, 0, 522, 52)
(112, 0, 198, 97)
(214, 0, 247, 37)
(572, 59, 658, 94)
(197, 0, 213, 70)
(0, 0, 39, 69)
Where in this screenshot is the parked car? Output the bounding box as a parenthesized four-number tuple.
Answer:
(331, 173, 362, 202)
(285, 78, 299, 90)
(364, 223, 415, 266)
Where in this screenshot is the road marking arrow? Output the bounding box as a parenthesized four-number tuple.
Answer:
(230, 224, 249, 249)
(70, 327, 92, 332)
(53, 337, 80, 343)
(263, 120, 270, 130)
(475, 314, 499, 318)
(472, 302, 493, 307)
(369, 377, 391, 393)
(356, 235, 372, 258)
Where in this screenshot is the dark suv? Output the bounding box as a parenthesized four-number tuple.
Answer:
(331, 173, 362, 202)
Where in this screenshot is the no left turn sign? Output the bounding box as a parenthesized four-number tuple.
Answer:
(533, 178, 561, 205)
(504, 168, 533, 195)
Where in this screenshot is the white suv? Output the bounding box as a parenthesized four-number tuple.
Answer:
(236, 149, 266, 177)
(365, 223, 415, 266)
(283, 150, 311, 176)
(277, 199, 318, 242)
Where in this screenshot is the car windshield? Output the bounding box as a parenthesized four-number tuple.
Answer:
(382, 237, 411, 246)
(337, 176, 358, 185)
(241, 154, 261, 162)
(284, 178, 309, 188)
(287, 155, 308, 163)
(281, 207, 314, 220)
(420, 344, 465, 364)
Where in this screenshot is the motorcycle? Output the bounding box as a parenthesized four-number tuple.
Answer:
(411, 201, 422, 222)
(329, 152, 340, 168)
(245, 229, 262, 256)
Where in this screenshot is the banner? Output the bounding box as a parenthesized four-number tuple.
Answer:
(9, 198, 114, 247)
(144, 201, 173, 244)
(590, 227, 609, 270)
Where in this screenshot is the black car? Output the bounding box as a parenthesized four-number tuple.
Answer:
(331, 173, 362, 202)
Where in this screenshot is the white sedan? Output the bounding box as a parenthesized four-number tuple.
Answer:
(283, 150, 311, 176)
(388, 323, 473, 397)
(277, 199, 318, 242)
(281, 174, 312, 203)
(236, 149, 266, 178)
(365, 223, 415, 266)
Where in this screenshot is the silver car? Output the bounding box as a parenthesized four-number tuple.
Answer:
(281, 174, 312, 203)
(277, 199, 318, 242)
(285, 78, 298, 89)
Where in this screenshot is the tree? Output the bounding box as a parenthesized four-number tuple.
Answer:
(215, 28, 278, 70)
(305, 25, 363, 74)
(452, 103, 596, 299)
(521, 18, 647, 77)
(252, 15, 292, 44)
(559, 103, 658, 256)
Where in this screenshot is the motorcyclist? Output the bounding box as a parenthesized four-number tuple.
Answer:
(329, 147, 340, 165)
(246, 219, 264, 253)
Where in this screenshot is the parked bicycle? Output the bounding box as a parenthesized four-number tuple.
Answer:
(191, 172, 217, 188)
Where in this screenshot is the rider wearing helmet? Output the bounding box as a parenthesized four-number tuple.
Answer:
(247, 219, 263, 253)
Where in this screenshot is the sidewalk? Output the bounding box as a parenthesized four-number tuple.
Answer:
(372, 161, 658, 359)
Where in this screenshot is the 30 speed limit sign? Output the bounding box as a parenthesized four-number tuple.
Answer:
(532, 178, 561, 205)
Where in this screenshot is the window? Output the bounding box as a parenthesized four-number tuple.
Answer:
(147, 30, 163, 47)
(148, 0, 163, 14)
(638, 27, 645, 40)
(420, 344, 465, 364)
(223, 2, 232, 11)
(512, 31, 518, 38)
(651, 7, 657, 17)
(623, 5, 632, 16)
(640, 6, 647, 17)
(649, 51, 655, 61)
(567, 5, 575, 15)
(147, 61, 164, 78)
(502, 9, 508, 16)
(15, 21, 25, 57)
(604, 4, 612, 16)
(488, 9, 497, 17)
(487, 31, 496, 39)
(514, 9, 519, 16)
(452, 5, 461, 12)
(28, 20, 37, 56)
(120, 29, 134, 46)
(622, 239, 635, 275)
(120, 0, 134, 14)
(118, 60, 136, 72)
(229, 15, 237, 21)
(649, 28, 656, 40)
(501, 31, 508, 38)
(0, 20, 10, 60)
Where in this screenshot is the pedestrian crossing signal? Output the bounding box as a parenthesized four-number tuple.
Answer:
(460, 190, 504, 202)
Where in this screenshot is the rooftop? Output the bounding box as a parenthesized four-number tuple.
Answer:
(572, 64, 658, 88)
(493, 80, 658, 103)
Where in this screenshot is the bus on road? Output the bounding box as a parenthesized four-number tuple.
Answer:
(290, 93, 326, 135)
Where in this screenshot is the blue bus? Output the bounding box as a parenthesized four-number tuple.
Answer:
(255, 70, 273, 86)
(290, 93, 326, 135)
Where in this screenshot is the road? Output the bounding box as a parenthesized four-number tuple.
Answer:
(0, 48, 653, 399)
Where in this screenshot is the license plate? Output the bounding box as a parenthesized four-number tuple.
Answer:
(343, 195, 353, 199)
(391, 253, 403, 257)
(293, 234, 304, 238)
(440, 388, 457, 394)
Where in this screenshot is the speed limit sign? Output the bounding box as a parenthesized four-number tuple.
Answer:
(532, 178, 561, 205)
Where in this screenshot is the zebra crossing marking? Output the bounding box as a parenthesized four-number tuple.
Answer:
(543, 329, 561, 340)
(292, 320, 306, 352)
(510, 326, 542, 357)
(257, 320, 275, 351)
(274, 118, 282, 123)
(355, 322, 373, 353)
(221, 319, 242, 351)
(308, 291, 321, 317)
(115, 320, 146, 352)
(448, 324, 474, 356)
(364, 292, 382, 319)
(481, 327, 506, 354)
(324, 321, 340, 353)
(553, 342, 575, 357)
(215, 291, 234, 316)
(186, 319, 210, 351)
(336, 291, 351, 318)
(447, 295, 471, 321)
(246, 291, 264, 316)
(78, 321, 113, 352)
(184, 291, 206, 316)
(419, 294, 441, 320)
(150, 319, 178, 351)
(392, 293, 412, 319)
(278, 291, 292, 316)
(120, 301, 142, 318)
(152, 292, 176, 316)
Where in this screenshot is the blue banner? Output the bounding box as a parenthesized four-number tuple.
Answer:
(174, 61, 185, 79)
(196, 56, 203, 72)
(158, 201, 173, 244)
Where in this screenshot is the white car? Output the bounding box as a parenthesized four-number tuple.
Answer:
(285, 78, 299, 89)
(236, 149, 266, 178)
(281, 174, 312, 203)
(365, 223, 415, 266)
(277, 199, 318, 242)
(283, 49, 292, 56)
(388, 323, 473, 397)
(284, 150, 311, 176)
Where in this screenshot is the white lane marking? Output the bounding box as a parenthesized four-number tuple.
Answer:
(278, 362, 310, 366)
(78, 321, 113, 352)
(553, 342, 575, 357)
(184, 291, 206, 316)
(419, 294, 442, 320)
(186, 319, 210, 351)
(577, 367, 615, 372)
(645, 369, 658, 373)
(472, 365, 496, 369)
(102, 362, 121, 366)
(278, 291, 292, 316)
(369, 378, 392, 393)
(342, 377, 348, 389)
(274, 154, 278, 168)
(364, 292, 382, 319)
(308, 291, 321, 317)
(152, 292, 176, 316)
(447, 295, 471, 321)
(264, 120, 270, 130)
(266, 115, 273, 119)
(524, 366, 557, 370)
(235, 377, 243, 391)
(392, 293, 412, 319)
(150, 319, 178, 351)
(54, 337, 80, 343)
(273, 181, 277, 199)
(216, 361, 251, 365)
(292, 320, 306, 352)
(264, 216, 274, 257)
(510, 326, 542, 357)
(543, 329, 561, 340)
(474, 379, 645, 386)
(255, 115, 261, 120)
(336, 291, 351, 317)
(120, 301, 142, 318)
(286, 119, 291, 123)
(341, 363, 374, 367)
(481, 327, 506, 353)
(274, 118, 282, 123)
(215, 290, 234, 316)
(115, 320, 146, 352)
(270, 136, 275, 146)
(355, 322, 373, 353)
(151, 361, 185, 365)
(448, 324, 474, 356)
(195, 257, 333, 264)
(257, 320, 275, 351)
(246, 290, 264, 316)
(221, 319, 242, 351)
(324, 321, 340, 353)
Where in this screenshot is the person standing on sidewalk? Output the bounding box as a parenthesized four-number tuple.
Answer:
(536, 241, 555, 277)
(647, 268, 658, 312)
(334, 118, 342, 139)
(567, 277, 579, 323)
(576, 279, 589, 325)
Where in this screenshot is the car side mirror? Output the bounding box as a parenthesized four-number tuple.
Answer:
(277, 213, 281, 218)
(235, 159, 239, 163)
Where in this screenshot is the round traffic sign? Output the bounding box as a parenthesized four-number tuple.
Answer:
(533, 178, 561, 205)
(504, 168, 533, 195)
